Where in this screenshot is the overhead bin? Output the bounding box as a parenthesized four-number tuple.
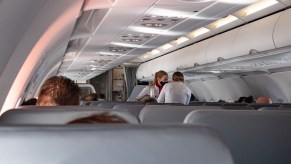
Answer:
(205, 28, 240, 63)
(233, 12, 281, 57)
(137, 9, 289, 81)
(137, 39, 209, 80)
(273, 8, 291, 48)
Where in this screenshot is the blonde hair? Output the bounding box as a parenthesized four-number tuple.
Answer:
(154, 70, 168, 84)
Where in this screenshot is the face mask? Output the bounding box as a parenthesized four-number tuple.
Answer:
(160, 81, 168, 86)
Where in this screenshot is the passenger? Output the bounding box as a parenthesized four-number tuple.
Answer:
(36, 76, 81, 106)
(136, 70, 168, 102)
(98, 93, 106, 101)
(235, 97, 247, 103)
(21, 98, 37, 106)
(256, 96, 272, 104)
(67, 112, 127, 124)
(83, 93, 98, 101)
(245, 95, 254, 103)
(157, 71, 191, 105)
(143, 97, 158, 104)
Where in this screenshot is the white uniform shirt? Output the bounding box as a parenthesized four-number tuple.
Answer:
(136, 85, 159, 100)
(157, 82, 191, 105)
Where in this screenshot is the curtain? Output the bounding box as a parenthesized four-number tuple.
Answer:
(123, 65, 138, 99)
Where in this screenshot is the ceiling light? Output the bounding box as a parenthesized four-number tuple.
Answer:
(143, 54, 149, 59)
(160, 44, 173, 51)
(189, 27, 210, 38)
(212, 15, 238, 28)
(243, 0, 278, 16)
(176, 36, 189, 45)
(151, 49, 160, 55)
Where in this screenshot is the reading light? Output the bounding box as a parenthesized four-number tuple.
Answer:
(189, 27, 210, 38)
(243, 0, 278, 16)
(213, 15, 238, 28)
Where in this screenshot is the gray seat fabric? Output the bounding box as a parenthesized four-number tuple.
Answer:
(128, 85, 146, 102)
(184, 110, 291, 164)
(139, 105, 222, 124)
(247, 103, 281, 110)
(0, 107, 139, 124)
(223, 103, 248, 107)
(113, 104, 145, 116)
(0, 125, 234, 164)
(96, 101, 137, 109)
(90, 101, 104, 106)
(258, 107, 291, 111)
(222, 106, 254, 110)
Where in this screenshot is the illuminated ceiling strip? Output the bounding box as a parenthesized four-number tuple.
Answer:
(243, 0, 278, 16)
(212, 15, 238, 28)
(160, 44, 173, 50)
(189, 27, 210, 38)
(176, 36, 189, 45)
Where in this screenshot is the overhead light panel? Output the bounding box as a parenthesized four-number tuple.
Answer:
(212, 15, 238, 29)
(151, 49, 160, 55)
(176, 36, 189, 45)
(160, 44, 173, 51)
(143, 54, 149, 59)
(189, 27, 210, 38)
(243, 0, 278, 16)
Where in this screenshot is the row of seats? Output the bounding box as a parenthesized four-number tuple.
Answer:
(9, 104, 291, 125)
(1, 106, 291, 164)
(0, 124, 234, 164)
(83, 100, 291, 110)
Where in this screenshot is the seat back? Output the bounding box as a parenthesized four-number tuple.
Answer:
(97, 101, 137, 109)
(247, 103, 281, 110)
(184, 110, 291, 164)
(113, 104, 145, 116)
(258, 107, 291, 111)
(222, 106, 254, 110)
(139, 105, 222, 123)
(0, 107, 139, 124)
(0, 125, 234, 164)
(128, 85, 146, 101)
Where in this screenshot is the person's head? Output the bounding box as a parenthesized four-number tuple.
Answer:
(36, 76, 81, 106)
(21, 98, 37, 106)
(154, 70, 168, 86)
(143, 97, 158, 104)
(99, 93, 105, 100)
(172, 71, 184, 82)
(83, 93, 98, 101)
(67, 112, 127, 124)
(236, 96, 247, 103)
(256, 96, 272, 104)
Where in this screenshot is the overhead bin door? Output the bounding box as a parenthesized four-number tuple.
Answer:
(233, 12, 281, 57)
(273, 8, 291, 48)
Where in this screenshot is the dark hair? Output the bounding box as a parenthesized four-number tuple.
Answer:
(99, 93, 105, 99)
(83, 93, 98, 101)
(21, 98, 37, 106)
(67, 113, 127, 124)
(37, 76, 81, 106)
(172, 71, 184, 82)
(143, 97, 157, 104)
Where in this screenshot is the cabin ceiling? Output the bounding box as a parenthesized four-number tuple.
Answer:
(58, 0, 261, 80)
